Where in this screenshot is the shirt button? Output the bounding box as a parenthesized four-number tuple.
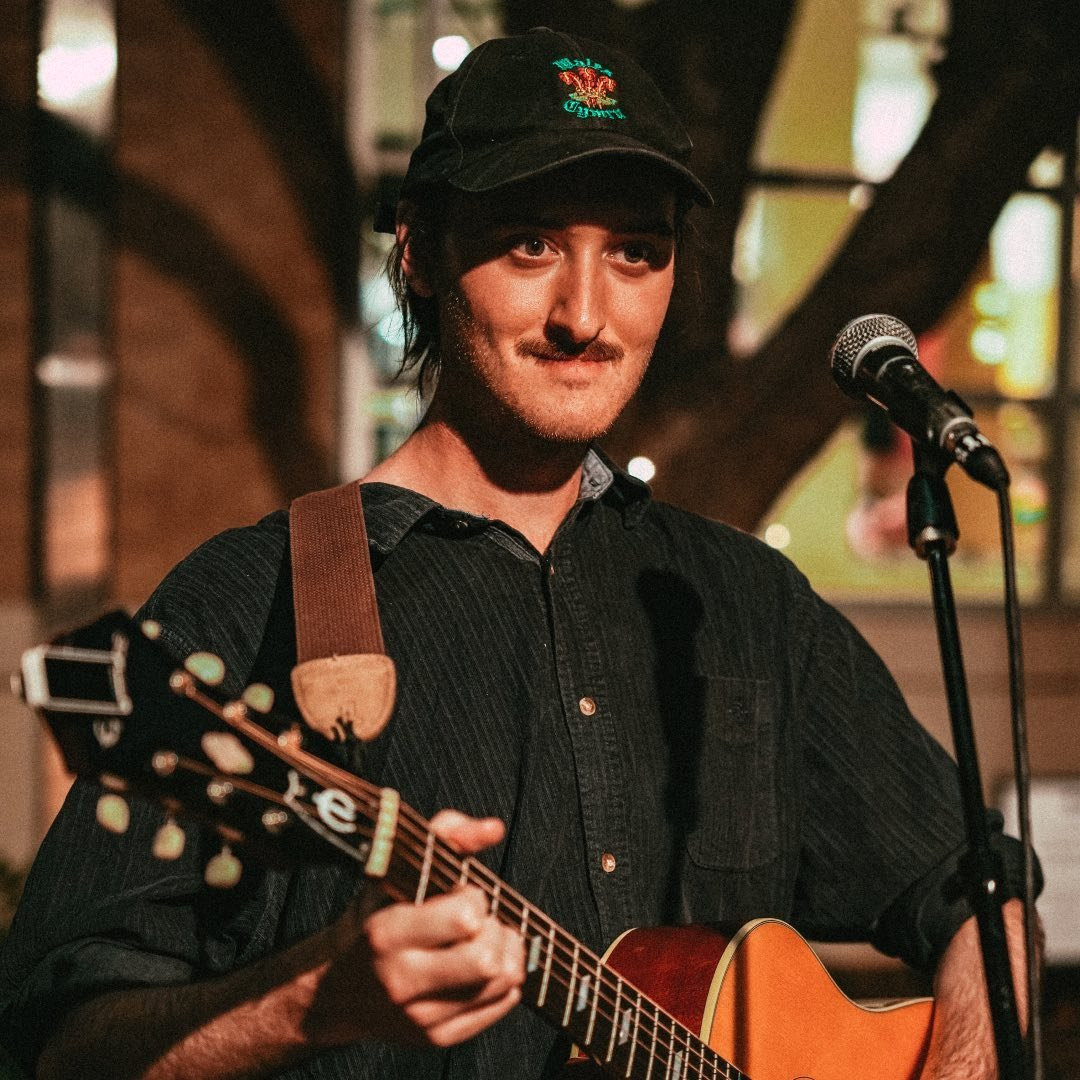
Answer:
(578, 696, 596, 716)
(601, 852, 617, 873)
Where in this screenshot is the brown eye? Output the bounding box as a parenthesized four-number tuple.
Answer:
(518, 237, 547, 257)
(622, 243, 651, 264)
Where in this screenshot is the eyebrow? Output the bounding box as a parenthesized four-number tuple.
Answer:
(490, 214, 676, 236)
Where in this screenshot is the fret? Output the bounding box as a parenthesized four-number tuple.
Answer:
(561, 942, 581, 1027)
(698, 1037, 711, 1080)
(489, 879, 501, 916)
(458, 856, 472, 886)
(662, 1016, 677, 1080)
(605, 978, 624, 1062)
(644, 1001, 659, 1080)
(584, 953, 602, 1047)
(519, 902, 530, 937)
(414, 830, 435, 903)
(624, 989, 642, 1078)
(537, 924, 556, 1008)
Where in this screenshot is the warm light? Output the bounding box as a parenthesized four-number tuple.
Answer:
(627, 456, 656, 483)
(38, 40, 116, 107)
(764, 523, 791, 549)
(432, 35, 470, 72)
(848, 184, 874, 211)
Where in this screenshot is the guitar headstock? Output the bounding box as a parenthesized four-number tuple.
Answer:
(15, 611, 394, 887)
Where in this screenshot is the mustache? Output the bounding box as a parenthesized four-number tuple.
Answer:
(515, 338, 624, 363)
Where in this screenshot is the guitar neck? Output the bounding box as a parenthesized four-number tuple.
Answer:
(377, 800, 746, 1080)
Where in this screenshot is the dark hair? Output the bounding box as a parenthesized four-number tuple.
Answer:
(386, 193, 448, 397)
(386, 185, 696, 395)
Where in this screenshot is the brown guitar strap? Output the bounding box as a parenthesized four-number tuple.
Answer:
(288, 481, 396, 743)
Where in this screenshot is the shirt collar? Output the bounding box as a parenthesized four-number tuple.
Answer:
(358, 445, 652, 555)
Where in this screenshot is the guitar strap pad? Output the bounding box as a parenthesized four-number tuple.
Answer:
(288, 481, 396, 743)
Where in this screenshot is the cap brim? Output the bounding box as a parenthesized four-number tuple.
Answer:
(438, 129, 711, 206)
(374, 132, 713, 232)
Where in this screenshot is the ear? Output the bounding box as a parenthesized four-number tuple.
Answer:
(396, 218, 434, 298)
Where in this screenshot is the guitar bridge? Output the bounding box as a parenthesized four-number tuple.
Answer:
(16, 634, 133, 717)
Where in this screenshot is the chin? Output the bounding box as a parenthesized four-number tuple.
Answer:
(519, 411, 617, 446)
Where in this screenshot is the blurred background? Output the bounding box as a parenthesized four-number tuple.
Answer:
(1, 0, 1079, 1072)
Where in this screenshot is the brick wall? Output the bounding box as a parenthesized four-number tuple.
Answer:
(0, 2, 33, 600)
(113, 0, 344, 605)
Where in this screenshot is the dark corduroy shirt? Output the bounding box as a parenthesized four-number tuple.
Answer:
(0, 453, 1014, 1078)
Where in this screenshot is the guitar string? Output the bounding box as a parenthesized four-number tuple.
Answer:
(271, 761, 737, 1080)
(219, 748, 733, 1080)
(184, 689, 742, 1080)
(330, 782, 740, 1080)
(385, 805, 739, 1080)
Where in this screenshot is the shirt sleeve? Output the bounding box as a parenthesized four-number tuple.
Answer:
(787, 582, 1036, 971)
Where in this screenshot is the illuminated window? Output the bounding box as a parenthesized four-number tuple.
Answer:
(341, 0, 501, 476)
(743, 0, 1074, 604)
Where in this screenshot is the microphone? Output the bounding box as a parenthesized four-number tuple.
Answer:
(829, 313, 1009, 489)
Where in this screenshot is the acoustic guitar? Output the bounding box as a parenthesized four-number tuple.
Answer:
(17, 611, 934, 1079)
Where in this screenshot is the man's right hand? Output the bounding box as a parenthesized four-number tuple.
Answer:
(304, 810, 526, 1049)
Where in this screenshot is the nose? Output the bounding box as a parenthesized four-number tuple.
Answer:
(545, 257, 606, 354)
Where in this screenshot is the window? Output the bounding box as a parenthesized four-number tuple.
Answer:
(741, 0, 1075, 604)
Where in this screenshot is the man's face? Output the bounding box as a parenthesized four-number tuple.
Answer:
(418, 163, 678, 447)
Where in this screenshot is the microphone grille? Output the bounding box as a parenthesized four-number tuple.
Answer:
(829, 313, 918, 393)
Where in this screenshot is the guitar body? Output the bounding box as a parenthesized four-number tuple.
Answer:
(564, 919, 933, 1079)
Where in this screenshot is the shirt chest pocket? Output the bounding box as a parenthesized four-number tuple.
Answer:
(686, 676, 779, 871)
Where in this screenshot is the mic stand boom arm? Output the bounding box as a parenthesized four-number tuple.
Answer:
(906, 442, 1026, 1079)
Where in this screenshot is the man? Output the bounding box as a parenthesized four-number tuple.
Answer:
(0, 27, 1033, 1080)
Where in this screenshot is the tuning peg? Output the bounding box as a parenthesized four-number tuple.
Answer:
(241, 683, 275, 714)
(201, 732, 254, 775)
(96, 793, 130, 834)
(152, 818, 186, 860)
(184, 652, 226, 686)
(204, 845, 242, 888)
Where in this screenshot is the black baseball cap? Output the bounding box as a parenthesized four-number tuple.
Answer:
(374, 27, 713, 232)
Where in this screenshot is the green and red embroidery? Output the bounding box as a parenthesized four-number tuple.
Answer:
(552, 56, 627, 120)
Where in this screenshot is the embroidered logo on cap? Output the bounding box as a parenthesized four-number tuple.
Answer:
(552, 57, 626, 120)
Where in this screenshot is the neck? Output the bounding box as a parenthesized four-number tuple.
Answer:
(363, 410, 588, 554)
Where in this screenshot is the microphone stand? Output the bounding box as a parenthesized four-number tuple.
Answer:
(906, 442, 1027, 1079)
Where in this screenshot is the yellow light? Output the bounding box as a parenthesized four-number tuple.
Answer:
(764, 523, 791, 549)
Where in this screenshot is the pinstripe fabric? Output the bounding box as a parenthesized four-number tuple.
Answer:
(0, 451, 1023, 1078)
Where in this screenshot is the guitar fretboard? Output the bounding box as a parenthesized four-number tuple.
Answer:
(386, 798, 748, 1080)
